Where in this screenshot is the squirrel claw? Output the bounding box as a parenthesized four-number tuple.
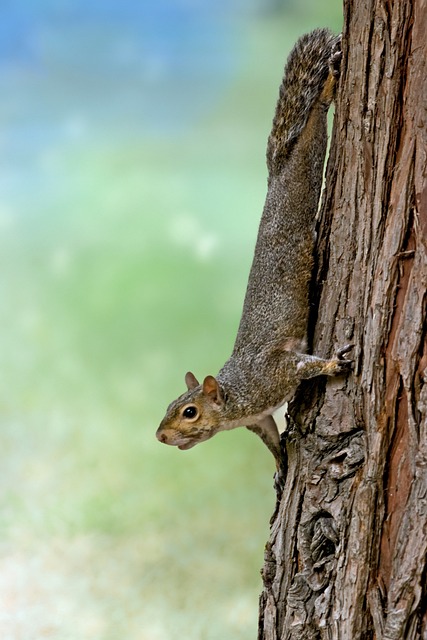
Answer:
(333, 344, 354, 373)
(329, 37, 342, 77)
(336, 343, 354, 359)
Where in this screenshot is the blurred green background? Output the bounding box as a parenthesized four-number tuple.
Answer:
(0, 1, 341, 638)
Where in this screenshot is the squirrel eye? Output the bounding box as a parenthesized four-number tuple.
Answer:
(182, 405, 198, 420)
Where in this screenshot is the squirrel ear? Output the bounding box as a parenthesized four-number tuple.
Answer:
(185, 371, 200, 390)
(202, 375, 224, 405)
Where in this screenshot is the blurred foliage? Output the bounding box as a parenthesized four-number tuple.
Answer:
(0, 1, 341, 638)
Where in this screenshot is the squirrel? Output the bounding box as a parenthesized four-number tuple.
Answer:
(156, 29, 352, 487)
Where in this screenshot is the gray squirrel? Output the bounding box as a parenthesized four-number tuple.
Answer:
(156, 29, 352, 484)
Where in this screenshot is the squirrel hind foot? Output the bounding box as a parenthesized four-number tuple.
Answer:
(320, 40, 343, 105)
(329, 47, 342, 78)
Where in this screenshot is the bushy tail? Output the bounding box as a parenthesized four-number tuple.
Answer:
(267, 28, 341, 174)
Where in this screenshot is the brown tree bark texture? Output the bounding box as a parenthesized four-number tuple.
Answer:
(258, 1, 427, 639)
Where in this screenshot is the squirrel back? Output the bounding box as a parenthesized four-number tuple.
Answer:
(157, 29, 350, 484)
(231, 28, 340, 360)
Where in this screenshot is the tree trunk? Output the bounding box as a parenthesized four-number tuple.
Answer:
(257, 1, 427, 639)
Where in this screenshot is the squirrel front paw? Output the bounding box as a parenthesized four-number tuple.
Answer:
(273, 467, 286, 497)
(328, 343, 354, 375)
(271, 466, 286, 524)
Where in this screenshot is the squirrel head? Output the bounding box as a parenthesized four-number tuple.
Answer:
(156, 372, 226, 450)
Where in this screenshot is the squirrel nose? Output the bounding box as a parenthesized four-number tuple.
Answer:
(156, 429, 168, 444)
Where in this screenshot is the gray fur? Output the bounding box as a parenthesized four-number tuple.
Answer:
(157, 29, 351, 474)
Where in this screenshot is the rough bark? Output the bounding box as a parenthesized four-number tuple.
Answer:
(257, 1, 427, 638)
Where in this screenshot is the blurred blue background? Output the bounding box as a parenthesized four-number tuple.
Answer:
(0, 1, 341, 638)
